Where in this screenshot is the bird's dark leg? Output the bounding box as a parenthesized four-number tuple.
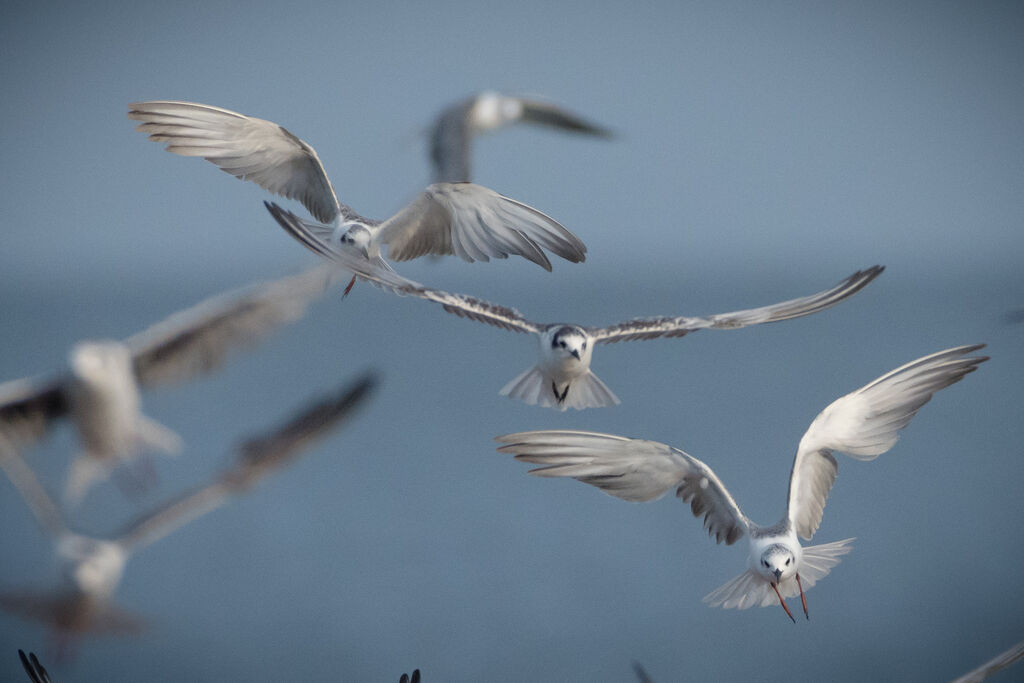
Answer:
(343, 275, 357, 298)
(771, 583, 796, 623)
(796, 573, 808, 620)
(552, 382, 569, 404)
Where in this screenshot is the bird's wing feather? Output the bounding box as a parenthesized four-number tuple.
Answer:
(0, 433, 68, 538)
(590, 266, 884, 344)
(496, 430, 749, 545)
(225, 372, 377, 489)
(429, 98, 474, 182)
(787, 345, 988, 539)
(124, 264, 338, 389)
(378, 183, 586, 268)
(518, 97, 614, 137)
(702, 569, 775, 609)
(117, 373, 376, 550)
(266, 202, 543, 334)
(951, 639, 1024, 683)
(128, 100, 339, 223)
(0, 376, 68, 444)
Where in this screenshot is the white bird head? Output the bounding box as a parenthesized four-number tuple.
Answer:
(56, 535, 128, 599)
(69, 342, 132, 385)
(471, 92, 524, 131)
(758, 543, 797, 584)
(549, 326, 589, 363)
(333, 223, 373, 258)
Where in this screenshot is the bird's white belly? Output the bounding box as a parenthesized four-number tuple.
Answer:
(69, 377, 141, 460)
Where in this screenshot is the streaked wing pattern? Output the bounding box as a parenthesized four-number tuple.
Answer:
(266, 202, 543, 335)
(589, 266, 884, 344)
(496, 430, 749, 545)
(378, 183, 586, 268)
(128, 100, 339, 223)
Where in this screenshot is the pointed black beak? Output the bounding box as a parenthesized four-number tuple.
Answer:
(571, 349, 581, 360)
(773, 568, 782, 582)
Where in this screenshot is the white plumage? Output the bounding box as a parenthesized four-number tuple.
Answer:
(497, 345, 987, 619)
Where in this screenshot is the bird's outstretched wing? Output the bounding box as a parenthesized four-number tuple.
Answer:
(266, 202, 543, 335)
(0, 376, 68, 445)
(429, 92, 612, 183)
(0, 432, 67, 538)
(128, 100, 340, 223)
(516, 96, 614, 137)
(588, 266, 884, 344)
(429, 96, 477, 183)
(952, 639, 1024, 683)
(378, 183, 587, 269)
(787, 344, 988, 540)
(496, 430, 749, 545)
(114, 372, 376, 551)
(124, 264, 338, 389)
(227, 372, 377, 489)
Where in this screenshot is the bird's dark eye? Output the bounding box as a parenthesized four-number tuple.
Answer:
(785, 558, 791, 565)
(559, 341, 566, 347)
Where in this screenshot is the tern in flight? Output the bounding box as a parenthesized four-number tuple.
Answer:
(0, 373, 375, 650)
(0, 265, 339, 502)
(128, 100, 587, 295)
(428, 90, 612, 183)
(496, 345, 988, 620)
(269, 201, 883, 410)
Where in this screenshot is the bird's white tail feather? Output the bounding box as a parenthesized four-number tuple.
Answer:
(500, 367, 619, 411)
(64, 455, 109, 506)
(135, 416, 182, 455)
(703, 538, 854, 609)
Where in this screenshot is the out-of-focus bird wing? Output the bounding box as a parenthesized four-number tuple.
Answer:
(125, 265, 338, 389)
(429, 96, 475, 182)
(0, 377, 68, 445)
(0, 433, 67, 538)
(951, 639, 1024, 683)
(115, 372, 377, 550)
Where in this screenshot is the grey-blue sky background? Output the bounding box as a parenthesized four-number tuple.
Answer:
(1, 1, 1021, 680)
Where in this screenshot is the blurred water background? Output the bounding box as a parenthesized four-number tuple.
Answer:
(1, 1, 1021, 680)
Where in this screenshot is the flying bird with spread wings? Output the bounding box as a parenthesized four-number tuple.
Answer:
(497, 345, 987, 620)
(269, 201, 883, 410)
(428, 90, 613, 183)
(0, 265, 339, 502)
(128, 100, 587, 295)
(0, 373, 375, 650)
